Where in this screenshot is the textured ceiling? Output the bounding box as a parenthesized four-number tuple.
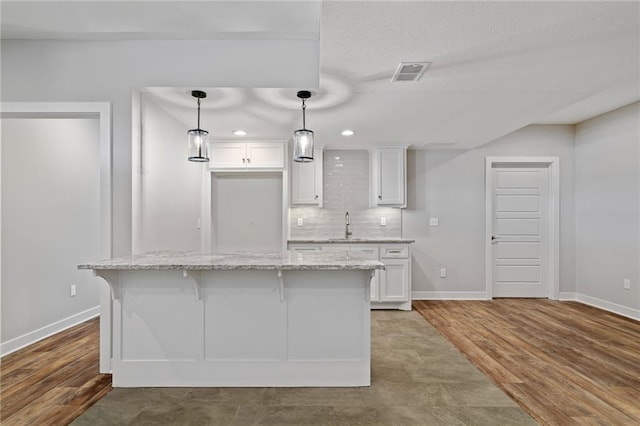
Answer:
(2, 1, 639, 149)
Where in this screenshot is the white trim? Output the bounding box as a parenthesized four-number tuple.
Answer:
(1, 101, 113, 373)
(412, 291, 489, 300)
(558, 292, 578, 301)
(559, 292, 638, 321)
(575, 294, 640, 321)
(485, 156, 560, 300)
(131, 89, 143, 254)
(0, 306, 100, 357)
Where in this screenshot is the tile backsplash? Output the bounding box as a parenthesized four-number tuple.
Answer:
(290, 150, 402, 239)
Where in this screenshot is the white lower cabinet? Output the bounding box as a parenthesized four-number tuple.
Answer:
(350, 245, 380, 302)
(288, 242, 411, 310)
(379, 259, 410, 302)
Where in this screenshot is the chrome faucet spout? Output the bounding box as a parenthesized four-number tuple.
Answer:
(345, 212, 353, 239)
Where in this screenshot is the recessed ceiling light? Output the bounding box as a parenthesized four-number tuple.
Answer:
(232, 130, 247, 136)
(341, 129, 355, 136)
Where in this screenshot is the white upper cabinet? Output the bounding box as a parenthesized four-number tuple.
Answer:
(371, 147, 406, 207)
(291, 148, 323, 206)
(245, 143, 285, 169)
(209, 142, 285, 170)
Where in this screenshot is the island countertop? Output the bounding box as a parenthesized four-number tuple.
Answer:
(78, 250, 385, 271)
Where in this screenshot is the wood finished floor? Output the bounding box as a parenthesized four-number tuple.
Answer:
(0, 318, 112, 425)
(2, 301, 639, 425)
(414, 299, 640, 426)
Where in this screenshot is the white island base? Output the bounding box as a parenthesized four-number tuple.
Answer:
(101, 268, 372, 387)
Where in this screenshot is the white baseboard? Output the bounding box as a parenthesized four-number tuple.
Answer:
(412, 291, 488, 300)
(1, 306, 100, 357)
(558, 292, 578, 301)
(415, 291, 639, 321)
(573, 293, 639, 321)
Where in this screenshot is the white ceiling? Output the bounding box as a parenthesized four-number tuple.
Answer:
(2, 1, 639, 150)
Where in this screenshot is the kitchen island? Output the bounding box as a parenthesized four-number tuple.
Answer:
(79, 250, 383, 387)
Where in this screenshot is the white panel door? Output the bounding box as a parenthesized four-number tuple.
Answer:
(492, 167, 549, 297)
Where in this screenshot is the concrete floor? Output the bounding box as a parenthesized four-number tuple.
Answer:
(72, 310, 535, 425)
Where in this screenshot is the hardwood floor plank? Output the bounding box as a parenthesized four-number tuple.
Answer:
(415, 300, 640, 426)
(0, 318, 110, 425)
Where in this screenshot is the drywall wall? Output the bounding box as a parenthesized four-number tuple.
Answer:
(290, 150, 402, 239)
(404, 125, 576, 297)
(1, 118, 101, 347)
(1, 39, 319, 256)
(138, 96, 202, 252)
(574, 102, 640, 313)
(214, 173, 283, 251)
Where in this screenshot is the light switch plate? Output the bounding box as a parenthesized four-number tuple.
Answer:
(380, 217, 387, 226)
(430, 217, 439, 226)
(624, 279, 631, 290)
(297, 218, 304, 227)
(440, 268, 447, 278)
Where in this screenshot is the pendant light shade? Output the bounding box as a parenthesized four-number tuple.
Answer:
(188, 90, 209, 162)
(293, 90, 314, 162)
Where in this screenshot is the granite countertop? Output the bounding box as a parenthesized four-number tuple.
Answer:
(78, 250, 385, 271)
(288, 238, 415, 244)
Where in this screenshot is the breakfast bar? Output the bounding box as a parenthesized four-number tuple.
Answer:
(79, 250, 383, 388)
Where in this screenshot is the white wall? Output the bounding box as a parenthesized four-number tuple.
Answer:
(138, 96, 202, 252)
(213, 174, 283, 251)
(404, 125, 576, 297)
(1, 118, 101, 348)
(1, 39, 319, 257)
(574, 102, 640, 315)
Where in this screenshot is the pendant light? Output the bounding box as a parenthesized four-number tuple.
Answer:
(187, 90, 209, 162)
(293, 90, 314, 162)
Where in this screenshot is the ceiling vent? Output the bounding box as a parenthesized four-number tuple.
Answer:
(391, 62, 431, 82)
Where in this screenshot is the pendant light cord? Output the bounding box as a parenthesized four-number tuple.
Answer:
(197, 98, 201, 130)
(302, 98, 307, 130)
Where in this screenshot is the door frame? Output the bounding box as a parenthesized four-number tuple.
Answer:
(485, 156, 560, 300)
(1, 101, 113, 372)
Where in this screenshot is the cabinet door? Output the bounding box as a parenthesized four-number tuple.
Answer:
(376, 148, 405, 206)
(246, 143, 284, 169)
(351, 246, 380, 302)
(380, 259, 409, 302)
(209, 143, 246, 169)
(291, 148, 322, 205)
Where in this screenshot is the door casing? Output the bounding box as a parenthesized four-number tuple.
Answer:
(485, 157, 560, 300)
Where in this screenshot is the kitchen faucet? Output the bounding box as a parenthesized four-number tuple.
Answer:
(345, 211, 353, 239)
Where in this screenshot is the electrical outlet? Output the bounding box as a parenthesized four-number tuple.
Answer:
(196, 218, 201, 229)
(440, 268, 447, 278)
(624, 279, 631, 290)
(430, 217, 439, 227)
(380, 217, 387, 226)
(297, 218, 304, 227)
(70, 285, 77, 297)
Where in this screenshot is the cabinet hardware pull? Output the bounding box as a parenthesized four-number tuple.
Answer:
(247, 158, 251, 163)
(314, 195, 318, 199)
(378, 195, 382, 199)
(388, 250, 401, 254)
(242, 158, 246, 163)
